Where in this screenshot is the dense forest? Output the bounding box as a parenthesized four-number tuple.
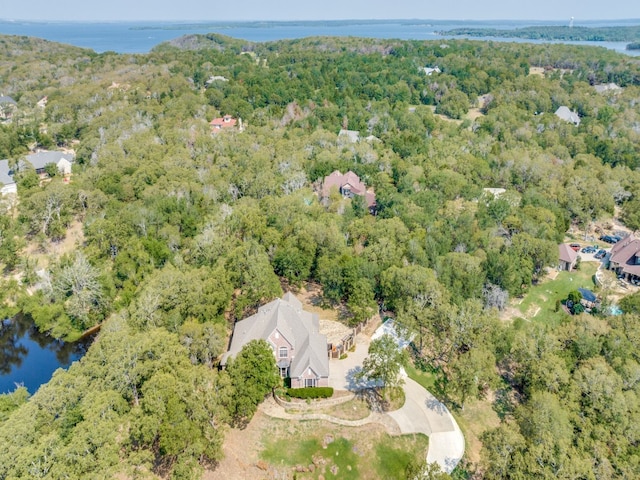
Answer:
(442, 25, 640, 42)
(1, 32, 640, 479)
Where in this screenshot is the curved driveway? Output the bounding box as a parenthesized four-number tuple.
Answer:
(328, 321, 465, 474)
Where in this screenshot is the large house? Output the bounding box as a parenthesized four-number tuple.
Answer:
(555, 106, 581, 126)
(222, 293, 330, 388)
(24, 151, 74, 177)
(558, 243, 578, 271)
(321, 170, 376, 213)
(608, 235, 640, 283)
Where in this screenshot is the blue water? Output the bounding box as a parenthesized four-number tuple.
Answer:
(0, 315, 92, 395)
(0, 19, 639, 55)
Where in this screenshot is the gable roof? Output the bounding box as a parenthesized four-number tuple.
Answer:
(210, 115, 237, 129)
(559, 244, 578, 264)
(223, 294, 329, 378)
(0, 159, 15, 187)
(555, 106, 580, 125)
(338, 129, 360, 143)
(0, 96, 17, 105)
(25, 151, 74, 171)
(610, 235, 640, 276)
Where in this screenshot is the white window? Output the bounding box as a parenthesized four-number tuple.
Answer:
(279, 347, 288, 358)
(305, 378, 316, 388)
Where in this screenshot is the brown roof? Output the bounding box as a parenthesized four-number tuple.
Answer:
(558, 244, 578, 264)
(210, 115, 237, 129)
(610, 235, 640, 276)
(321, 170, 376, 207)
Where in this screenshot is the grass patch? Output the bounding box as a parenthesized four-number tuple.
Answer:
(516, 262, 598, 325)
(262, 436, 359, 479)
(320, 398, 370, 420)
(405, 361, 438, 392)
(259, 422, 428, 479)
(452, 395, 501, 466)
(375, 434, 429, 479)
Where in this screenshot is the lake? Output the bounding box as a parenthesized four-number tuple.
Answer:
(0, 19, 639, 56)
(0, 315, 93, 395)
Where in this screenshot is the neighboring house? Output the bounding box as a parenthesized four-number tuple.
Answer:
(222, 293, 330, 388)
(0, 159, 16, 195)
(210, 115, 239, 132)
(36, 96, 48, 108)
(593, 83, 622, 94)
(558, 243, 578, 271)
(422, 66, 441, 76)
(555, 106, 580, 126)
(338, 129, 360, 143)
(0, 95, 17, 120)
(321, 170, 376, 213)
(482, 187, 506, 199)
(205, 75, 229, 85)
(24, 151, 75, 177)
(608, 235, 640, 283)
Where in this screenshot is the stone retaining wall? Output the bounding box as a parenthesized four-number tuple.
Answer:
(274, 391, 355, 411)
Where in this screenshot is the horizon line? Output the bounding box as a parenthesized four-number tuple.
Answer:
(2, 17, 640, 24)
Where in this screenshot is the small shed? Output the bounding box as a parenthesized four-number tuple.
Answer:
(558, 244, 578, 271)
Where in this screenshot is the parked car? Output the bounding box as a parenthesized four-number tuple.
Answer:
(600, 235, 618, 244)
(581, 246, 597, 254)
(595, 249, 607, 259)
(569, 243, 581, 251)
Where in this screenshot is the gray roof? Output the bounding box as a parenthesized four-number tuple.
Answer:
(223, 293, 329, 378)
(0, 96, 17, 105)
(25, 151, 74, 170)
(0, 159, 15, 186)
(554, 106, 580, 126)
(338, 129, 360, 143)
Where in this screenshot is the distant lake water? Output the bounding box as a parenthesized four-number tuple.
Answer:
(0, 19, 639, 56)
(0, 315, 93, 395)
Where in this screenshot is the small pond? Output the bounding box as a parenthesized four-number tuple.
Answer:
(0, 315, 93, 394)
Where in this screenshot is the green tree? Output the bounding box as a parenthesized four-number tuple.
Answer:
(226, 339, 280, 426)
(357, 334, 406, 395)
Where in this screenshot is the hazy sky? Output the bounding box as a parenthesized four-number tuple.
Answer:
(3, 0, 640, 22)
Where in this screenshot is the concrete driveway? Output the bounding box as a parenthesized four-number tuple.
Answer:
(388, 377, 464, 473)
(328, 322, 465, 474)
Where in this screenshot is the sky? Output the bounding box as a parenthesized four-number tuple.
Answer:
(3, 0, 640, 22)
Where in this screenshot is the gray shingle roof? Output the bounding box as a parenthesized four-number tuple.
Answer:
(222, 294, 329, 378)
(0, 96, 17, 105)
(0, 159, 15, 186)
(25, 151, 74, 170)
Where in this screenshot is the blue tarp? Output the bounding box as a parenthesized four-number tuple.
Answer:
(578, 288, 597, 303)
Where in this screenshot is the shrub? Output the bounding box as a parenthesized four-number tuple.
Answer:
(287, 387, 334, 399)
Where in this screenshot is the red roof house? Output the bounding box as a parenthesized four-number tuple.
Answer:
(210, 115, 237, 131)
(321, 170, 376, 212)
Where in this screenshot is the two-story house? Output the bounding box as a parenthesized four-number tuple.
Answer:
(222, 293, 330, 388)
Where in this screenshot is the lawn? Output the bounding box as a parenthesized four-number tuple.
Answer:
(260, 422, 428, 479)
(405, 361, 438, 393)
(515, 262, 598, 325)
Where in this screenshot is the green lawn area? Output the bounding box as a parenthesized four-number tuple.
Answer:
(260, 426, 428, 479)
(516, 262, 598, 325)
(405, 361, 438, 392)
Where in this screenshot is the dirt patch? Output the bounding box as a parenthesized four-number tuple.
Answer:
(466, 108, 484, 121)
(23, 219, 85, 270)
(528, 67, 545, 76)
(320, 319, 352, 346)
